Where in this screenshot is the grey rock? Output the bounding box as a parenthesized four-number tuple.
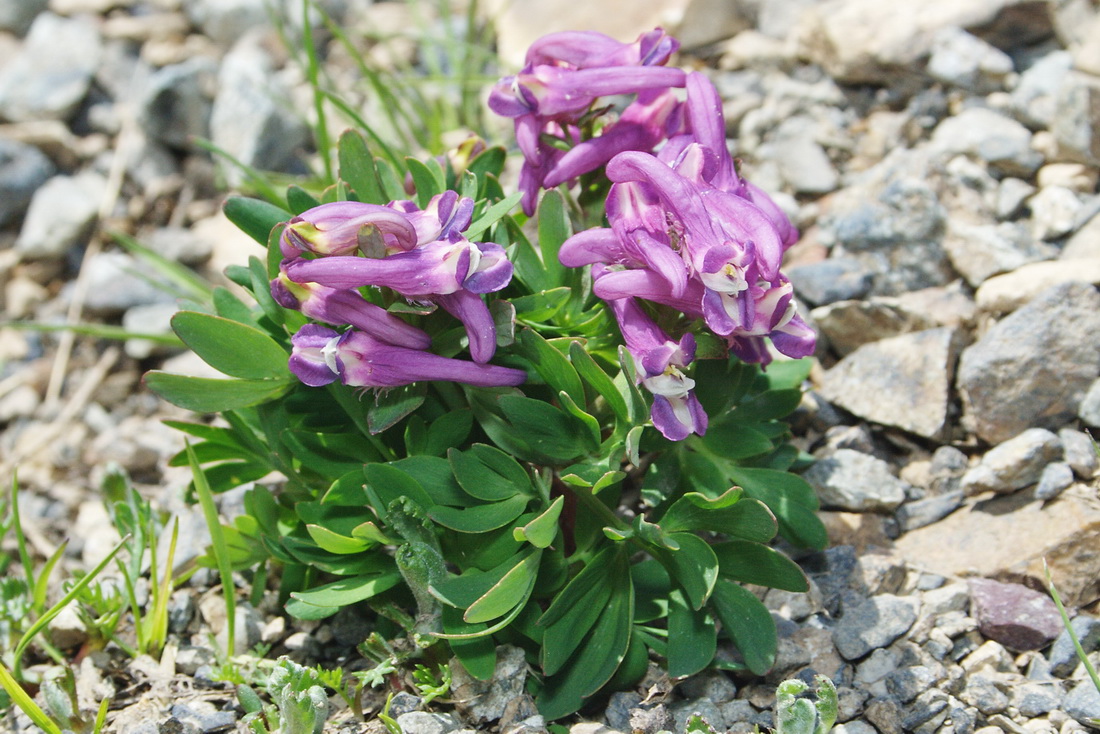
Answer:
(957, 282, 1100, 444)
(147, 227, 214, 266)
(896, 490, 964, 532)
(1010, 681, 1062, 716)
(15, 173, 102, 260)
(603, 692, 641, 732)
(1064, 209, 1100, 260)
(1050, 616, 1100, 677)
(1052, 71, 1100, 166)
(863, 696, 904, 734)
(819, 327, 962, 439)
(397, 712, 462, 734)
(900, 688, 950, 731)
(1059, 428, 1099, 479)
(974, 257, 1100, 314)
(210, 38, 310, 186)
(628, 703, 673, 734)
(788, 257, 873, 307)
(1030, 185, 1084, 241)
(678, 670, 737, 704)
(922, 582, 971, 616)
(959, 428, 1063, 495)
(1011, 50, 1073, 129)
(833, 594, 919, 660)
(717, 699, 755, 728)
(803, 449, 909, 512)
(930, 107, 1042, 177)
(1035, 461, 1075, 500)
(1065, 679, 1100, 724)
(0, 0, 48, 35)
(168, 701, 237, 732)
(124, 136, 181, 202)
(968, 578, 1062, 651)
(927, 28, 1014, 93)
(1080, 378, 1100, 427)
(996, 177, 1036, 220)
(450, 645, 527, 724)
(958, 674, 1009, 714)
(0, 139, 55, 229)
(123, 303, 178, 360)
(670, 698, 725, 734)
(76, 252, 179, 314)
(175, 645, 215, 676)
(824, 176, 952, 295)
(772, 127, 839, 195)
(184, 0, 272, 47)
(810, 298, 936, 356)
(139, 57, 217, 150)
(886, 664, 944, 703)
(943, 221, 1055, 287)
(167, 590, 196, 635)
(0, 12, 102, 122)
(832, 724, 878, 734)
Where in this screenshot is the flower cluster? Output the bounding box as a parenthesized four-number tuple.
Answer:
(488, 28, 687, 215)
(493, 31, 815, 440)
(273, 191, 526, 390)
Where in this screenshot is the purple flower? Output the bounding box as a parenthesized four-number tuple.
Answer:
(270, 270, 431, 350)
(289, 325, 526, 389)
(488, 28, 687, 214)
(280, 201, 419, 258)
(608, 297, 707, 441)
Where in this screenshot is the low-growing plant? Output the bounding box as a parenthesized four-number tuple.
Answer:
(238, 656, 331, 734)
(147, 22, 825, 720)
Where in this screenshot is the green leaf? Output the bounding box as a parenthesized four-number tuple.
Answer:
(368, 383, 426, 434)
(305, 524, 371, 554)
(699, 422, 776, 461)
(465, 191, 523, 240)
(510, 288, 571, 322)
(463, 550, 541, 624)
(406, 157, 445, 207)
(497, 395, 595, 463)
(654, 533, 719, 610)
(543, 575, 615, 678)
(389, 455, 472, 507)
(513, 496, 563, 548)
(424, 410, 473, 457)
(288, 570, 402, 614)
(449, 444, 533, 502)
(363, 463, 434, 514)
(170, 311, 289, 380)
(709, 579, 776, 676)
(467, 146, 506, 180)
(729, 467, 827, 550)
(516, 329, 585, 406)
(536, 189, 569, 288)
(222, 196, 291, 246)
(286, 185, 320, 214)
(442, 606, 496, 679)
(712, 540, 809, 592)
(212, 286, 257, 325)
(569, 341, 629, 424)
(432, 552, 520, 609)
(338, 130, 386, 204)
(660, 490, 778, 542)
(537, 550, 633, 718)
(667, 589, 717, 678)
(733, 388, 803, 422)
(429, 495, 529, 533)
(144, 372, 290, 413)
(761, 358, 813, 391)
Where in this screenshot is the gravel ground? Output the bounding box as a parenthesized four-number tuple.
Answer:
(1, 0, 1100, 732)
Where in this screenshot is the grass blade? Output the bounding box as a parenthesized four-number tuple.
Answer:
(0, 658, 62, 734)
(188, 441, 237, 655)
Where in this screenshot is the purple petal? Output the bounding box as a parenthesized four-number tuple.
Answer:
(337, 330, 524, 388)
(436, 290, 498, 364)
(462, 243, 514, 294)
(559, 229, 625, 268)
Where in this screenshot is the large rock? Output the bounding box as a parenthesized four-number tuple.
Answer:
(929, 107, 1042, 177)
(820, 327, 962, 439)
(0, 139, 55, 228)
(0, 12, 102, 123)
(802, 449, 910, 512)
(138, 57, 217, 151)
(957, 282, 1100, 444)
(1052, 71, 1100, 167)
(793, 0, 1050, 84)
(942, 221, 1055, 288)
(968, 578, 1062, 652)
(821, 172, 952, 296)
(811, 298, 937, 356)
(959, 428, 1063, 495)
(975, 258, 1100, 313)
(0, 0, 48, 35)
(209, 37, 310, 186)
(893, 488, 1100, 606)
(15, 173, 103, 260)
